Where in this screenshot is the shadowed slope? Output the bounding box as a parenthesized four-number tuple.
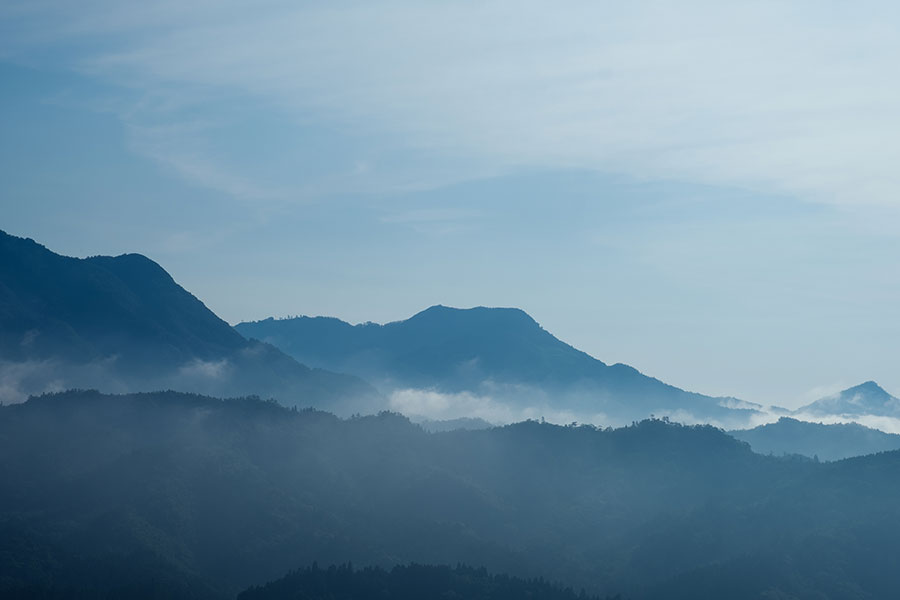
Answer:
(0, 230, 375, 410)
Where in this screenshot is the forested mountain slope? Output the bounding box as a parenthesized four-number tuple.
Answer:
(2, 391, 898, 599)
(731, 416, 900, 461)
(0, 230, 375, 411)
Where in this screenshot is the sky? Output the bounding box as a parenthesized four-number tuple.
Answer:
(2, 1, 900, 409)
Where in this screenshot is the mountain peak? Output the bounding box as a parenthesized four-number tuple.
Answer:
(410, 305, 537, 324)
(798, 380, 900, 418)
(403, 306, 543, 340)
(844, 381, 888, 396)
(236, 304, 759, 427)
(86, 252, 177, 286)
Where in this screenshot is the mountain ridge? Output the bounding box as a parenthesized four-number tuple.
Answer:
(730, 416, 900, 461)
(0, 229, 376, 410)
(236, 306, 760, 426)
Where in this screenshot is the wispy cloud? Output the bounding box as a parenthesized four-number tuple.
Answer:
(379, 207, 483, 235)
(4, 1, 900, 205)
(379, 208, 482, 225)
(126, 121, 285, 201)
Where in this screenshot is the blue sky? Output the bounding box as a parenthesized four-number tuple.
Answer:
(3, 1, 900, 408)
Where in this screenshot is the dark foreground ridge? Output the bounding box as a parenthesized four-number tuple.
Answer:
(2, 390, 900, 599)
(238, 563, 609, 600)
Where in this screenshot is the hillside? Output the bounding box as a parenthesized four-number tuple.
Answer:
(731, 416, 900, 461)
(0, 230, 375, 411)
(2, 390, 899, 599)
(238, 563, 606, 600)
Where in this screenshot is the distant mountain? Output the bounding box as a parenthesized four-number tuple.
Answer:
(730, 417, 900, 461)
(0, 230, 375, 411)
(797, 381, 900, 418)
(236, 306, 760, 426)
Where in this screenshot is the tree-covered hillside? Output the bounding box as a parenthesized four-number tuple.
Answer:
(2, 390, 899, 599)
(731, 416, 900, 461)
(238, 563, 609, 600)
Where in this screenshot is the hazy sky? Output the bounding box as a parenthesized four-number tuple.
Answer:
(3, 1, 900, 409)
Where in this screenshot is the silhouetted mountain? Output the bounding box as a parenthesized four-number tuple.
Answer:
(797, 381, 900, 418)
(730, 416, 900, 461)
(236, 306, 760, 426)
(0, 230, 374, 411)
(4, 390, 900, 599)
(238, 563, 607, 600)
(416, 416, 495, 432)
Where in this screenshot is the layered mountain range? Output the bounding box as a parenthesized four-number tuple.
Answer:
(4, 229, 900, 599)
(3, 228, 897, 435)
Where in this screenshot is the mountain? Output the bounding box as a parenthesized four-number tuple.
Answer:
(416, 416, 495, 432)
(238, 563, 607, 600)
(236, 306, 760, 426)
(0, 230, 375, 411)
(3, 390, 900, 599)
(730, 416, 900, 461)
(796, 381, 900, 418)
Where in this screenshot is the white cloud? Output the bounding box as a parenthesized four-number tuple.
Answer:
(0, 360, 62, 403)
(4, 1, 900, 205)
(0, 357, 126, 404)
(387, 387, 610, 426)
(177, 358, 230, 380)
(388, 386, 781, 431)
